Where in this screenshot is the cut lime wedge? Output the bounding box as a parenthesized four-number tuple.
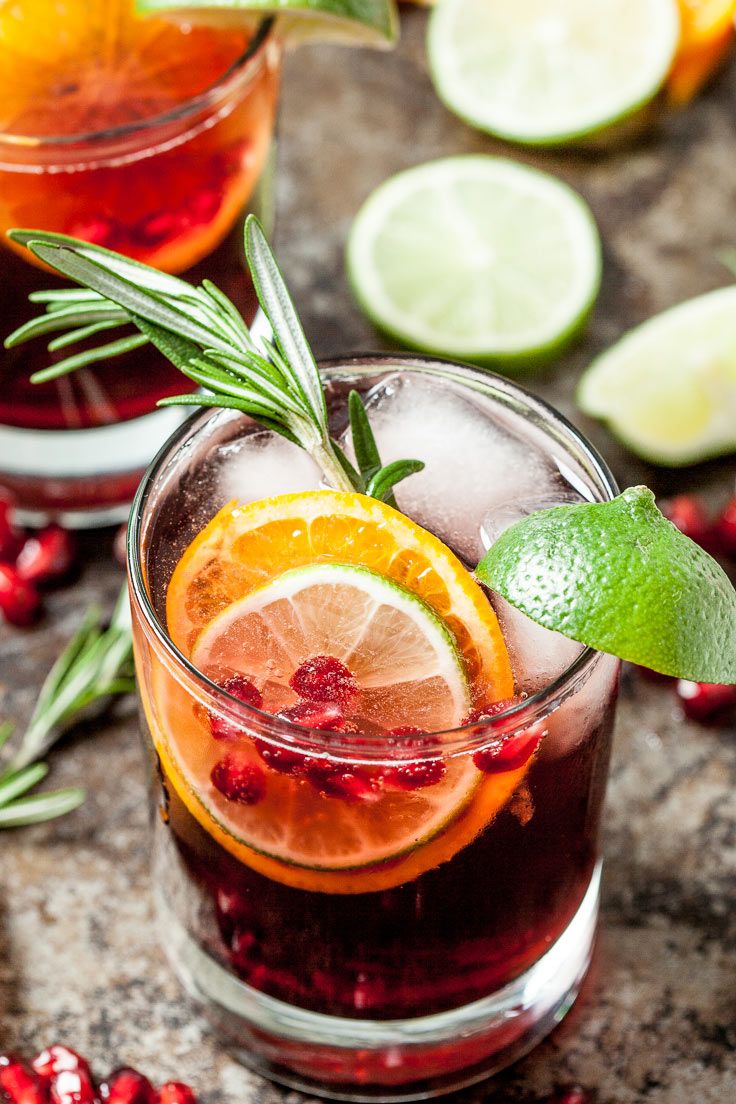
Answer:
(477, 487, 736, 684)
(427, 0, 680, 145)
(346, 156, 601, 367)
(135, 0, 399, 46)
(578, 286, 736, 466)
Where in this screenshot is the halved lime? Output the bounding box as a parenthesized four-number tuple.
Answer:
(136, 0, 399, 46)
(427, 0, 680, 146)
(346, 156, 601, 366)
(578, 286, 736, 466)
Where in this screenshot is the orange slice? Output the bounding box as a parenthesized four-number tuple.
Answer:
(668, 0, 735, 104)
(166, 489, 513, 704)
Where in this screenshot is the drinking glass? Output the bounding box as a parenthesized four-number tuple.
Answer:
(128, 356, 620, 1100)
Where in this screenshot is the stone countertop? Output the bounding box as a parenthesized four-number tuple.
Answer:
(1, 10, 735, 1103)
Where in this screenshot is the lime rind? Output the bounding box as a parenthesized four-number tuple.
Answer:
(135, 0, 399, 46)
(347, 155, 601, 368)
(578, 286, 736, 466)
(427, 0, 680, 146)
(477, 486, 736, 683)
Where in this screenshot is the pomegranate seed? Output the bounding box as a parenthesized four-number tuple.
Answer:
(314, 768, 376, 800)
(289, 655, 359, 706)
(473, 728, 542, 774)
(49, 1068, 97, 1104)
(254, 738, 308, 776)
(16, 525, 75, 586)
(464, 697, 521, 725)
(662, 495, 718, 552)
(382, 758, 446, 790)
(276, 700, 347, 731)
(103, 1069, 155, 1104)
(713, 497, 736, 557)
(548, 1088, 591, 1104)
(386, 725, 425, 737)
(157, 1085, 197, 1104)
(33, 1046, 90, 1082)
(208, 675, 263, 741)
(230, 929, 259, 972)
(137, 212, 181, 245)
(187, 188, 220, 226)
(0, 495, 22, 562)
(0, 1057, 46, 1104)
(68, 217, 118, 248)
(0, 563, 41, 626)
(676, 680, 736, 722)
(210, 756, 266, 804)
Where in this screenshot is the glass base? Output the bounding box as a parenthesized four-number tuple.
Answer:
(155, 863, 601, 1102)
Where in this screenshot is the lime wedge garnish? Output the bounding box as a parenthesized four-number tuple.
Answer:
(427, 0, 680, 146)
(135, 0, 399, 46)
(476, 487, 736, 683)
(578, 286, 736, 466)
(346, 155, 601, 367)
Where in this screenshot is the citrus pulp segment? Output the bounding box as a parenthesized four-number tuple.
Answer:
(166, 489, 514, 704)
(427, 0, 680, 146)
(346, 156, 601, 366)
(135, 0, 399, 47)
(577, 286, 736, 466)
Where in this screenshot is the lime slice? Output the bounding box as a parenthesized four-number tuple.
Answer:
(192, 561, 472, 731)
(477, 486, 736, 683)
(346, 156, 601, 366)
(578, 286, 736, 466)
(136, 0, 399, 46)
(427, 0, 680, 145)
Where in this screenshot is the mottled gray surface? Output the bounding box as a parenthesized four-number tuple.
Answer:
(1, 9, 736, 1102)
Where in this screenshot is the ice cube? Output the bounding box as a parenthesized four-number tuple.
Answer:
(351, 374, 561, 563)
(217, 430, 322, 503)
(479, 488, 587, 549)
(540, 652, 620, 760)
(493, 595, 585, 691)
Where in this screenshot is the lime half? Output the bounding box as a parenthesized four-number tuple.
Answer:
(136, 0, 399, 46)
(347, 156, 601, 367)
(427, 0, 680, 145)
(578, 286, 736, 466)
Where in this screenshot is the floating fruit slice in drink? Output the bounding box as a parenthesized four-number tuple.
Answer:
(577, 286, 736, 465)
(192, 562, 472, 730)
(427, 0, 680, 145)
(346, 156, 601, 367)
(166, 489, 514, 701)
(668, 0, 735, 105)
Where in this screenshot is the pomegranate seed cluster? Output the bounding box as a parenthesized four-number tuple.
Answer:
(206, 658, 546, 808)
(0, 493, 76, 626)
(0, 1046, 197, 1104)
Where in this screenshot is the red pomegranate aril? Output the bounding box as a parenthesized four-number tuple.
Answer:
(210, 756, 266, 805)
(68, 216, 118, 248)
(316, 769, 376, 800)
(289, 655, 359, 706)
(208, 675, 263, 741)
(662, 495, 717, 552)
(0, 495, 22, 562)
(386, 725, 425, 737)
(0, 1058, 46, 1104)
(0, 563, 41, 626)
(254, 738, 308, 776)
(157, 1085, 197, 1104)
(33, 1046, 90, 1082)
(548, 1088, 591, 1104)
(16, 525, 75, 586)
(103, 1068, 155, 1104)
(276, 700, 347, 731)
(473, 728, 542, 774)
(50, 1068, 97, 1104)
(383, 758, 446, 790)
(676, 680, 736, 721)
(464, 697, 521, 725)
(713, 497, 736, 556)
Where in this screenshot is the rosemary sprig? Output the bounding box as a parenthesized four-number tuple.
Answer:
(5, 219, 424, 500)
(0, 588, 135, 827)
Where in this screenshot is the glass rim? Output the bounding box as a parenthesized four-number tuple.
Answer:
(127, 352, 620, 757)
(0, 17, 275, 150)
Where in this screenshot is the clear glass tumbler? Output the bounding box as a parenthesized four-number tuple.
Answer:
(0, 5, 280, 525)
(128, 356, 620, 1100)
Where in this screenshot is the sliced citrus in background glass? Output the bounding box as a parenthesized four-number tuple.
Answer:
(136, 0, 399, 46)
(427, 0, 680, 146)
(166, 489, 514, 703)
(346, 156, 601, 368)
(667, 0, 735, 104)
(577, 286, 736, 466)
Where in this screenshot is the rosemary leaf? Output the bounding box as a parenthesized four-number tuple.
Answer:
(0, 763, 49, 808)
(30, 333, 149, 383)
(367, 459, 425, 503)
(0, 788, 86, 829)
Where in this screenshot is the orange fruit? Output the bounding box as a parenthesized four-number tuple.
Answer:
(668, 0, 735, 104)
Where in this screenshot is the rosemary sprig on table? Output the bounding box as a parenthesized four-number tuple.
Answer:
(5, 217, 424, 502)
(0, 588, 135, 827)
